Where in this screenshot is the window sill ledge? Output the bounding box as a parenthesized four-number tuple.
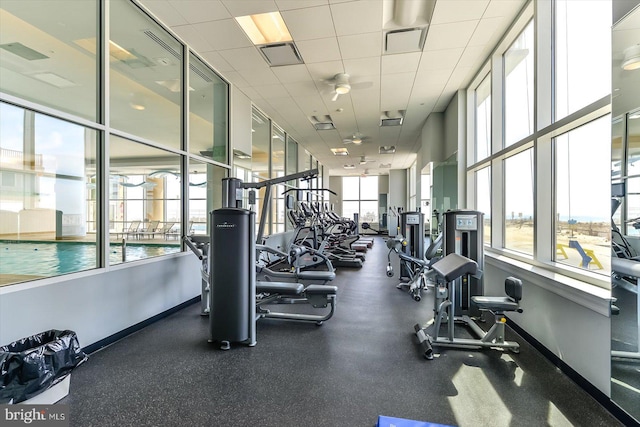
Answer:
(485, 252, 612, 316)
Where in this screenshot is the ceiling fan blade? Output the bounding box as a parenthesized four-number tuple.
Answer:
(331, 92, 340, 101)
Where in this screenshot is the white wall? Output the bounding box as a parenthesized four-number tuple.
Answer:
(484, 257, 612, 394)
(329, 176, 342, 215)
(388, 169, 407, 210)
(420, 113, 445, 166)
(0, 254, 201, 348)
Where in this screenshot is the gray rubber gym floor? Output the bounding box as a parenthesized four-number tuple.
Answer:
(61, 236, 622, 427)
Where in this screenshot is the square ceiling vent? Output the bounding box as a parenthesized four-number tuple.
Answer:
(309, 115, 335, 130)
(379, 146, 396, 154)
(385, 27, 425, 54)
(259, 42, 304, 67)
(380, 111, 405, 127)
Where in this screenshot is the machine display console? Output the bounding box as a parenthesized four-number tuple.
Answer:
(455, 214, 477, 231)
(405, 214, 420, 225)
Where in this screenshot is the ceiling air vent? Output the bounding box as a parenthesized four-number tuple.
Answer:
(0, 42, 49, 60)
(309, 115, 335, 130)
(259, 42, 304, 67)
(379, 146, 396, 154)
(380, 111, 405, 127)
(385, 28, 425, 54)
(379, 163, 392, 168)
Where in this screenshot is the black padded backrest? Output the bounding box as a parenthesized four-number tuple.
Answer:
(505, 277, 522, 301)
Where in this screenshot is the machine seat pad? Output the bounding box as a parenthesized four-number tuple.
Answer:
(304, 285, 338, 295)
(256, 281, 304, 295)
(432, 253, 478, 282)
(297, 270, 336, 281)
(471, 296, 519, 312)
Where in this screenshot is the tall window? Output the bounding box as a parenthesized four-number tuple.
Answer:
(0, 103, 98, 283)
(109, 135, 182, 264)
(341, 176, 379, 226)
(476, 167, 491, 245)
(555, 116, 610, 272)
(555, 0, 611, 121)
(504, 21, 534, 147)
(0, 1, 98, 121)
(272, 125, 285, 233)
(189, 53, 228, 163)
(408, 162, 417, 210)
(475, 75, 491, 161)
(504, 149, 534, 254)
(110, 0, 182, 149)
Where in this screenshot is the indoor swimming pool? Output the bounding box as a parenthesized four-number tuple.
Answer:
(0, 241, 181, 284)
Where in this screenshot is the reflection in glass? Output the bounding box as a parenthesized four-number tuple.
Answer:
(504, 149, 534, 254)
(0, 0, 98, 121)
(555, 115, 610, 272)
(504, 20, 534, 147)
(110, 0, 182, 149)
(109, 135, 181, 264)
(189, 53, 228, 163)
(252, 108, 270, 232)
(272, 125, 285, 233)
(0, 102, 97, 285)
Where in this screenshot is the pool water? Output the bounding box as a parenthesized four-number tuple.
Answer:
(0, 241, 181, 277)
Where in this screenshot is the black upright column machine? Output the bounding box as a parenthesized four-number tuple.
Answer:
(400, 211, 425, 279)
(442, 210, 484, 317)
(209, 208, 256, 350)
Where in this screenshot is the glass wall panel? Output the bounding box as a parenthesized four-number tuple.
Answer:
(189, 52, 228, 163)
(475, 75, 491, 161)
(285, 136, 298, 231)
(555, 0, 611, 121)
(504, 148, 534, 254)
(110, 0, 182, 149)
(627, 113, 640, 177)
(0, 102, 97, 285)
(0, 1, 98, 121)
(612, 117, 624, 181)
(252, 108, 270, 232)
(343, 176, 359, 200)
(555, 116, 610, 272)
(504, 20, 534, 147)
(272, 125, 285, 233)
(476, 167, 491, 245)
(189, 159, 226, 236)
(109, 135, 181, 264)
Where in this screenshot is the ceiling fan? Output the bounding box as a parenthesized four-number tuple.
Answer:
(323, 73, 373, 101)
(343, 132, 369, 145)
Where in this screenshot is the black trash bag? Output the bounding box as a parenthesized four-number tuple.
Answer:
(0, 329, 88, 404)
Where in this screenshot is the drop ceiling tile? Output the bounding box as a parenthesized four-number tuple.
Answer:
(423, 21, 479, 51)
(199, 51, 235, 73)
(296, 37, 341, 63)
(170, 24, 214, 53)
(281, 6, 336, 41)
(237, 67, 280, 86)
(381, 71, 414, 111)
(338, 32, 382, 59)
(305, 61, 344, 81)
(330, 1, 384, 36)
(292, 93, 327, 114)
(416, 48, 464, 72)
(238, 86, 263, 101)
(192, 19, 252, 50)
(276, 0, 328, 10)
(343, 57, 381, 77)
(468, 16, 505, 47)
(271, 64, 313, 83)
(431, 0, 489, 24)
(381, 52, 421, 75)
(225, 71, 250, 88)
(168, 0, 230, 23)
(484, 0, 527, 18)
(219, 47, 267, 70)
(140, 1, 187, 26)
(457, 47, 485, 69)
(254, 83, 291, 99)
(220, 0, 278, 17)
(285, 81, 323, 96)
(412, 68, 451, 93)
